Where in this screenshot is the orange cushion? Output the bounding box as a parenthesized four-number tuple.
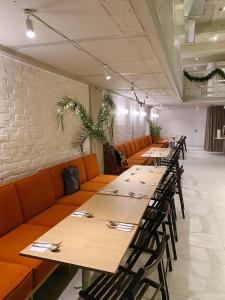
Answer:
(15, 171, 55, 222)
(123, 143, 132, 158)
(82, 154, 99, 180)
(90, 175, 117, 184)
(27, 204, 75, 228)
(127, 158, 148, 165)
(48, 162, 69, 199)
(133, 139, 140, 152)
(144, 136, 149, 147)
(128, 141, 136, 155)
(0, 184, 23, 237)
(0, 261, 33, 300)
(57, 191, 95, 207)
(68, 158, 87, 184)
(146, 135, 152, 145)
(80, 181, 106, 192)
(0, 224, 56, 287)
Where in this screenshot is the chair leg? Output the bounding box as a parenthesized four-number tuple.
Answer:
(158, 261, 170, 300)
(162, 222, 172, 272)
(177, 179, 185, 219)
(170, 198, 178, 242)
(184, 141, 187, 152)
(167, 214, 177, 260)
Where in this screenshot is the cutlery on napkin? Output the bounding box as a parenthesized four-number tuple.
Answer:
(30, 241, 62, 252)
(72, 211, 94, 218)
(128, 191, 146, 199)
(106, 221, 134, 231)
(100, 189, 119, 194)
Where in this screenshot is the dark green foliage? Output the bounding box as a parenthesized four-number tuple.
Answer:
(56, 94, 115, 152)
(183, 68, 225, 82)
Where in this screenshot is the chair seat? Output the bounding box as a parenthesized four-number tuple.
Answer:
(80, 181, 106, 192)
(0, 224, 56, 287)
(27, 204, 75, 228)
(57, 191, 95, 207)
(0, 261, 33, 300)
(90, 174, 117, 184)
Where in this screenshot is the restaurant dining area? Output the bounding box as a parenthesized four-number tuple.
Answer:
(1, 1, 225, 300)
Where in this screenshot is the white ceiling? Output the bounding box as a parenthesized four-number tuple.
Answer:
(0, 0, 181, 105)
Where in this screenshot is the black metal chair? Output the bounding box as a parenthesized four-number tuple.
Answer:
(79, 235, 170, 300)
(79, 199, 170, 300)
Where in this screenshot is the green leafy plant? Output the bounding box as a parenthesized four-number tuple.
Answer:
(56, 94, 115, 152)
(147, 119, 161, 143)
(183, 68, 225, 82)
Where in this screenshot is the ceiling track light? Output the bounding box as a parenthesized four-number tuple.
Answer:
(24, 9, 36, 39)
(131, 83, 135, 94)
(103, 65, 111, 80)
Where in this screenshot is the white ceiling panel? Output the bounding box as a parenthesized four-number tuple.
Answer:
(153, 73, 171, 88)
(145, 58, 164, 73)
(125, 73, 160, 89)
(0, 0, 121, 47)
(19, 43, 103, 76)
(109, 60, 151, 74)
(0, 0, 181, 105)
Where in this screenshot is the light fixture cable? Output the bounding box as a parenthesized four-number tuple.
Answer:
(27, 10, 152, 106)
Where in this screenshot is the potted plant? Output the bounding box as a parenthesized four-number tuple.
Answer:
(56, 93, 115, 152)
(147, 120, 162, 143)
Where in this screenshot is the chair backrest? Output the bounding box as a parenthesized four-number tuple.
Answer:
(125, 196, 168, 270)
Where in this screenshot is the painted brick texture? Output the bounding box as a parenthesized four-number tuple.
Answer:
(0, 54, 89, 183)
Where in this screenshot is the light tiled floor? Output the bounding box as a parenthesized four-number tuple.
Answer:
(34, 148, 225, 300)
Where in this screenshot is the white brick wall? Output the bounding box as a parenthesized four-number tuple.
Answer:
(113, 94, 149, 144)
(0, 54, 89, 183)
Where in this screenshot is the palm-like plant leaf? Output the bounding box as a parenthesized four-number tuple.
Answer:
(56, 93, 115, 152)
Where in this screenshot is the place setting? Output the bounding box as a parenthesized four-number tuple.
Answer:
(106, 221, 134, 232)
(29, 241, 62, 253)
(71, 211, 94, 218)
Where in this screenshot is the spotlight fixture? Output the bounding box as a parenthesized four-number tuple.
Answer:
(209, 35, 218, 41)
(195, 57, 198, 61)
(103, 65, 111, 80)
(131, 83, 135, 94)
(24, 11, 36, 39)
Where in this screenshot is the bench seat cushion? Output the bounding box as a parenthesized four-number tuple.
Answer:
(68, 158, 87, 184)
(27, 204, 75, 228)
(0, 224, 56, 287)
(127, 158, 148, 165)
(15, 171, 55, 222)
(83, 154, 99, 180)
(0, 261, 33, 300)
(0, 184, 23, 237)
(80, 181, 106, 192)
(57, 191, 95, 207)
(90, 175, 117, 184)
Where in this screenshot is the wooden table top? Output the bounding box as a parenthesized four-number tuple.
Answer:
(124, 165, 167, 174)
(141, 147, 171, 158)
(98, 180, 157, 199)
(77, 193, 150, 225)
(20, 216, 138, 274)
(120, 166, 166, 184)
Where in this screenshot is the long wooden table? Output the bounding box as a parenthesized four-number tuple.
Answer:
(20, 164, 166, 290)
(141, 147, 171, 165)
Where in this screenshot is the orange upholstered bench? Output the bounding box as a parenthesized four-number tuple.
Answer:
(0, 153, 116, 300)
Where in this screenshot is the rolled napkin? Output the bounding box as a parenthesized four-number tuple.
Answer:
(99, 188, 118, 194)
(29, 241, 62, 252)
(128, 191, 146, 198)
(72, 211, 93, 218)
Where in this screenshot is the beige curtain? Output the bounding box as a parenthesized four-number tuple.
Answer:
(204, 106, 225, 152)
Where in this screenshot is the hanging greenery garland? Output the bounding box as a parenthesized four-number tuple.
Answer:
(183, 68, 225, 82)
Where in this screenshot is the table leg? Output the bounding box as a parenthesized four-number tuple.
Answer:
(82, 269, 93, 290)
(153, 157, 157, 166)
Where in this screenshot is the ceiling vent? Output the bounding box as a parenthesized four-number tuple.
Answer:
(184, 0, 205, 43)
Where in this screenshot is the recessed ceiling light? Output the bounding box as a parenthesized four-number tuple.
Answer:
(223, 6, 225, 11)
(103, 65, 111, 80)
(195, 57, 198, 61)
(193, 66, 197, 70)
